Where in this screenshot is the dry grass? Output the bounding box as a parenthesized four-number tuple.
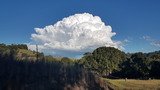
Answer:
(103, 78, 160, 90)
(18, 49, 36, 56)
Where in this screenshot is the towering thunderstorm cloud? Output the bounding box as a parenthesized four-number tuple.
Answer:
(29, 13, 122, 57)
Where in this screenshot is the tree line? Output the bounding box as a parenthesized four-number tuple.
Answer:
(81, 47, 160, 79)
(0, 43, 160, 90)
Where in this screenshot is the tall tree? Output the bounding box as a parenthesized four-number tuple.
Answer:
(82, 47, 126, 76)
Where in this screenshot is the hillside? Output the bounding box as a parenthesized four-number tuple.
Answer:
(16, 49, 37, 60)
(0, 44, 160, 90)
(0, 58, 111, 90)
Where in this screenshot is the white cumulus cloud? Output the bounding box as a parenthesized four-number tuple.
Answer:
(29, 13, 123, 57)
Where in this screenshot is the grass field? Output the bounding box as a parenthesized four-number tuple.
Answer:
(103, 78, 160, 90)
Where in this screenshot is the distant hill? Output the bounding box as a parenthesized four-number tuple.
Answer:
(0, 43, 44, 61)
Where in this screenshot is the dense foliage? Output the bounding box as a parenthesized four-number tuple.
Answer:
(0, 43, 28, 50)
(81, 47, 160, 79)
(81, 47, 126, 75)
(113, 53, 150, 79)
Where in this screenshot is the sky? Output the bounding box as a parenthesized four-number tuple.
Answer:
(0, 0, 160, 57)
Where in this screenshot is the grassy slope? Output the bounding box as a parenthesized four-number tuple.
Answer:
(18, 49, 36, 56)
(15, 49, 37, 60)
(103, 78, 160, 90)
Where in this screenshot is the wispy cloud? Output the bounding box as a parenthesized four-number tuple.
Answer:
(151, 41, 160, 47)
(143, 36, 160, 47)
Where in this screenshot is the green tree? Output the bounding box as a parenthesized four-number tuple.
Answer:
(119, 52, 150, 79)
(82, 47, 126, 76)
(150, 61, 160, 79)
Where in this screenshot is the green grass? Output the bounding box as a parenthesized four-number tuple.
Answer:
(103, 78, 160, 90)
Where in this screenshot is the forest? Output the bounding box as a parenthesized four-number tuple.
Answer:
(0, 43, 160, 90)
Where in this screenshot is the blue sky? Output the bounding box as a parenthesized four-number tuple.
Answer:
(0, 0, 160, 55)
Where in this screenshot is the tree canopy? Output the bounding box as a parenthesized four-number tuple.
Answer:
(82, 47, 126, 75)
